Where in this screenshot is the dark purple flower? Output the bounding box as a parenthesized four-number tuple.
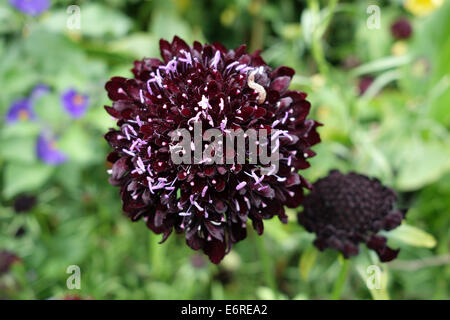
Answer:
(298, 170, 407, 262)
(13, 194, 37, 213)
(391, 18, 413, 40)
(358, 76, 374, 96)
(15, 226, 26, 238)
(9, 0, 50, 16)
(61, 89, 89, 119)
(5, 99, 35, 123)
(104, 37, 321, 263)
(36, 133, 67, 165)
(0, 250, 20, 275)
(31, 84, 50, 100)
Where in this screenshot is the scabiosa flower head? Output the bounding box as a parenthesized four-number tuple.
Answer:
(9, 0, 50, 16)
(36, 133, 67, 165)
(0, 250, 20, 275)
(61, 89, 89, 119)
(5, 99, 35, 123)
(298, 170, 407, 262)
(391, 18, 413, 40)
(104, 37, 321, 263)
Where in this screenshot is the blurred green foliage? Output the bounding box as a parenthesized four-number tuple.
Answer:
(0, 0, 449, 299)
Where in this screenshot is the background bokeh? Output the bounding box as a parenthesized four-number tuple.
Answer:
(0, 0, 449, 299)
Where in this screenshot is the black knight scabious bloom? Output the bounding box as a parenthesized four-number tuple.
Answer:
(298, 170, 407, 262)
(104, 37, 321, 263)
(390, 18, 413, 40)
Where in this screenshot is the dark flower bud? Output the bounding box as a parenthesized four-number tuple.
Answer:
(13, 194, 37, 213)
(298, 170, 407, 262)
(391, 18, 413, 40)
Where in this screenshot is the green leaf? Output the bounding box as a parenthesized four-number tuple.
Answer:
(383, 223, 437, 248)
(299, 245, 318, 280)
(0, 135, 37, 163)
(395, 141, 450, 191)
(58, 124, 98, 165)
(3, 162, 54, 199)
(350, 55, 412, 77)
(43, 5, 132, 38)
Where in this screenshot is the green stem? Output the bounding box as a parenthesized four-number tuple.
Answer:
(308, 0, 339, 77)
(249, 0, 266, 52)
(255, 232, 278, 297)
(149, 232, 166, 278)
(331, 258, 350, 300)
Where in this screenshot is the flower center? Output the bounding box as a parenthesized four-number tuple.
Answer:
(18, 109, 29, 120)
(72, 94, 84, 106)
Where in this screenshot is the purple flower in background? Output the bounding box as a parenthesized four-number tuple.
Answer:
(298, 170, 407, 262)
(6, 99, 36, 123)
(36, 133, 67, 165)
(31, 84, 50, 100)
(358, 76, 374, 96)
(9, 0, 50, 16)
(391, 18, 413, 40)
(61, 89, 89, 118)
(0, 250, 20, 275)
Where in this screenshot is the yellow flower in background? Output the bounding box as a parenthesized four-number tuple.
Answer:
(220, 7, 237, 27)
(391, 41, 408, 56)
(404, 0, 444, 16)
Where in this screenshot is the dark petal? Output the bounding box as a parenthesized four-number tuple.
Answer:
(159, 38, 173, 63)
(270, 76, 291, 93)
(212, 41, 227, 53)
(186, 234, 205, 251)
(382, 210, 404, 231)
(204, 239, 226, 264)
(204, 221, 224, 241)
(154, 207, 165, 227)
(366, 234, 400, 262)
(285, 173, 301, 187)
(278, 207, 288, 224)
(377, 246, 400, 262)
(229, 222, 247, 243)
(105, 78, 129, 101)
(111, 157, 129, 180)
(234, 44, 247, 59)
(270, 66, 295, 79)
(342, 241, 359, 258)
(104, 106, 122, 119)
(172, 36, 190, 54)
(285, 185, 304, 208)
(252, 218, 264, 235)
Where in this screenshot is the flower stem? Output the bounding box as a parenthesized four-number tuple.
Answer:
(149, 232, 165, 278)
(331, 257, 350, 300)
(254, 232, 278, 298)
(308, 0, 339, 77)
